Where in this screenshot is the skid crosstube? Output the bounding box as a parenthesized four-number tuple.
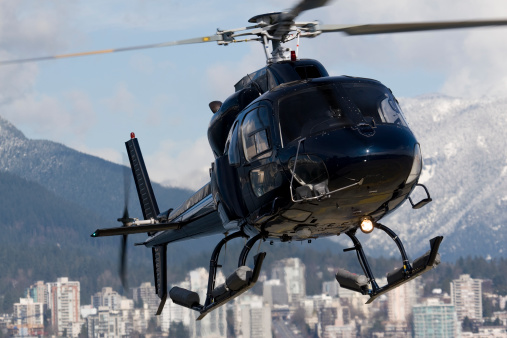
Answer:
(336, 224, 443, 304)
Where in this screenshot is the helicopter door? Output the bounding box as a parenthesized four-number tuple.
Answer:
(238, 105, 282, 212)
(214, 121, 248, 219)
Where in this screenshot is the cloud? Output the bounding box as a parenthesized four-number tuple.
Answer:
(205, 45, 266, 100)
(0, 59, 39, 105)
(2, 0, 507, 189)
(145, 137, 214, 190)
(298, 0, 507, 98)
(441, 29, 507, 97)
(102, 83, 139, 116)
(1, 89, 96, 144)
(0, 1, 77, 56)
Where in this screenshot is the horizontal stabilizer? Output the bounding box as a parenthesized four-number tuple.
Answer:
(91, 223, 181, 237)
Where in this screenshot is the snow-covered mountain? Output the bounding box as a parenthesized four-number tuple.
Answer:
(0, 116, 192, 221)
(359, 94, 507, 260)
(1, 94, 506, 261)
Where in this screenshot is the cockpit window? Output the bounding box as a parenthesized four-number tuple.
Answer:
(278, 85, 353, 145)
(295, 65, 321, 80)
(241, 107, 272, 162)
(225, 121, 241, 166)
(341, 83, 408, 127)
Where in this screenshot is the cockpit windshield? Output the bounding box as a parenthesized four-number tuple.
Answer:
(278, 85, 353, 145)
(277, 81, 408, 145)
(341, 82, 408, 127)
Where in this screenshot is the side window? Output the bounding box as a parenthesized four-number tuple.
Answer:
(250, 163, 283, 197)
(241, 107, 272, 162)
(225, 121, 241, 166)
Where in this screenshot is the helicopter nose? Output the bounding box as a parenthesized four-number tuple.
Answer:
(297, 125, 418, 195)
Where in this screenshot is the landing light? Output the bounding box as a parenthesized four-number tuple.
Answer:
(360, 219, 374, 234)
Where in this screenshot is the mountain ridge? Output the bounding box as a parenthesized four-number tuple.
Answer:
(1, 93, 506, 263)
(353, 94, 507, 260)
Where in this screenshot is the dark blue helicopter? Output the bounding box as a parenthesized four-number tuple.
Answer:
(97, 58, 438, 319)
(4, 0, 507, 320)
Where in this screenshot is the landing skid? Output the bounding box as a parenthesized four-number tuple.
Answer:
(168, 232, 266, 320)
(335, 224, 443, 303)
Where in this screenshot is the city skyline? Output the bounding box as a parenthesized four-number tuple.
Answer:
(3, 257, 507, 337)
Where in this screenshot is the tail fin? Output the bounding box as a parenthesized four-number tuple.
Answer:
(125, 134, 160, 219)
(153, 245, 168, 315)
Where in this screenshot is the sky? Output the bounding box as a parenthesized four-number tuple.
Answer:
(1, 0, 507, 191)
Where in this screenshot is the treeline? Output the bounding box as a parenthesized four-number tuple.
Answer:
(1, 235, 506, 313)
(418, 256, 507, 296)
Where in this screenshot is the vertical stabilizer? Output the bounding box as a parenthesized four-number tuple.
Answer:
(125, 135, 160, 219)
(153, 245, 168, 315)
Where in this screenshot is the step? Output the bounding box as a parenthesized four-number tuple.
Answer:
(169, 286, 200, 309)
(335, 268, 369, 294)
(226, 266, 253, 291)
(211, 283, 230, 302)
(387, 251, 441, 285)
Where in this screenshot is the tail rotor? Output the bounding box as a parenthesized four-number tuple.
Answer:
(118, 160, 133, 292)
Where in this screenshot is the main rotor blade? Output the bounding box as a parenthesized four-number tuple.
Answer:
(288, 0, 330, 20)
(320, 19, 507, 36)
(274, 0, 331, 39)
(0, 34, 224, 65)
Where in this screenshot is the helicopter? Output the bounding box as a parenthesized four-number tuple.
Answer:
(3, 0, 507, 320)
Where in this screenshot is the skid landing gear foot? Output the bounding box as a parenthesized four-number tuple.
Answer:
(168, 232, 267, 320)
(335, 225, 443, 304)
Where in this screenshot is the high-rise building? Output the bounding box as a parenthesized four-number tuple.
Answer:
(450, 274, 482, 321)
(47, 277, 80, 337)
(388, 279, 419, 323)
(91, 287, 122, 310)
(322, 281, 340, 298)
(86, 306, 129, 338)
(188, 267, 227, 338)
(13, 297, 44, 327)
(263, 279, 288, 306)
(271, 257, 306, 305)
(160, 279, 193, 334)
(132, 282, 159, 315)
(26, 281, 47, 307)
(234, 294, 272, 338)
(160, 267, 226, 338)
(412, 298, 460, 338)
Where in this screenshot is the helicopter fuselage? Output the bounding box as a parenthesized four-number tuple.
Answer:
(207, 61, 421, 242)
(141, 59, 423, 247)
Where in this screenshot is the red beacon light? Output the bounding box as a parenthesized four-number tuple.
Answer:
(130, 132, 136, 139)
(290, 50, 297, 62)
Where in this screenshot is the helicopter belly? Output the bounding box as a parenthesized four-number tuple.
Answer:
(260, 189, 396, 240)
